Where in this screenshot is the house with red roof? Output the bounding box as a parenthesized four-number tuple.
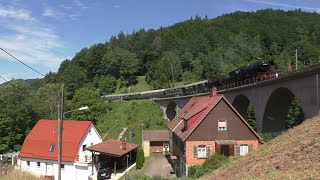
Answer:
(18, 120, 102, 180)
(167, 89, 263, 176)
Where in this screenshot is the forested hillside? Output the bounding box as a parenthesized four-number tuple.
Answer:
(1, 9, 320, 153)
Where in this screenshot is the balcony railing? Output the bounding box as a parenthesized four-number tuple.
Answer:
(74, 154, 92, 163)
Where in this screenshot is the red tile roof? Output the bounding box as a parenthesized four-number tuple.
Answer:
(18, 120, 92, 162)
(86, 139, 139, 157)
(143, 130, 169, 142)
(167, 94, 262, 142)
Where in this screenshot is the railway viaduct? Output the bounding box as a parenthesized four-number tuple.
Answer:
(155, 64, 320, 134)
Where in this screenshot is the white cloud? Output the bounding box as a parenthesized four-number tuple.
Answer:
(0, 4, 35, 21)
(15, 34, 26, 41)
(114, 5, 120, 8)
(0, 5, 67, 69)
(74, 0, 88, 9)
(43, 8, 58, 18)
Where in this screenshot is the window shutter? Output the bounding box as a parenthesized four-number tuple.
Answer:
(206, 145, 211, 157)
(235, 145, 240, 156)
(193, 146, 198, 158)
(249, 144, 254, 152)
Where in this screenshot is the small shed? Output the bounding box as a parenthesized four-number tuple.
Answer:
(87, 139, 139, 175)
(143, 130, 169, 157)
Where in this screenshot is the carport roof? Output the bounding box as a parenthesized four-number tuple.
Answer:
(87, 139, 139, 157)
(143, 130, 169, 142)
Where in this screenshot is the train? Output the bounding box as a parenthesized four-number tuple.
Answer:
(101, 58, 276, 101)
(209, 58, 275, 89)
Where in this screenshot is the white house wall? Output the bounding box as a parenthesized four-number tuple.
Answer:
(18, 124, 102, 180)
(19, 158, 94, 180)
(78, 124, 102, 155)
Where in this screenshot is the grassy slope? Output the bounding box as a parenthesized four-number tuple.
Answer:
(130, 76, 152, 92)
(127, 76, 187, 93)
(0, 169, 39, 180)
(96, 100, 167, 145)
(202, 115, 320, 180)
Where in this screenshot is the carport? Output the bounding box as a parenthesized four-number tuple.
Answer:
(87, 139, 139, 175)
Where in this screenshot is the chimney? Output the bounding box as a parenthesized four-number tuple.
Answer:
(122, 140, 127, 150)
(211, 87, 217, 97)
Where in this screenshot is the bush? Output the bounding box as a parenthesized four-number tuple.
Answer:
(136, 147, 145, 169)
(259, 133, 274, 142)
(188, 154, 229, 178)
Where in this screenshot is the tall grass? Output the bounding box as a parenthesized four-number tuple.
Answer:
(0, 169, 39, 180)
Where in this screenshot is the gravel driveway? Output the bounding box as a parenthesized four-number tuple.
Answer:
(145, 155, 176, 179)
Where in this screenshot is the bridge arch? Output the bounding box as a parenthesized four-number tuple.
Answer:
(166, 102, 178, 120)
(232, 94, 257, 130)
(262, 87, 305, 134)
(232, 94, 251, 118)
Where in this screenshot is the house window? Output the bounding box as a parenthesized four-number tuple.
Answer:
(193, 145, 211, 158)
(240, 144, 249, 156)
(218, 120, 227, 131)
(49, 144, 55, 152)
(91, 142, 93, 146)
(197, 145, 206, 158)
(82, 144, 87, 152)
(61, 164, 65, 171)
(27, 161, 30, 166)
(37, 162, 40, 168)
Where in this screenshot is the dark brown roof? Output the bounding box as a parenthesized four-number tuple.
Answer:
(167, 94, 262, 142)
(143, 130, 169, 142)
(86, 139, 139, 157)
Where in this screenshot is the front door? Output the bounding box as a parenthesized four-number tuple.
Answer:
(46, 163, 53, 176)
(221, 145, 229, 156)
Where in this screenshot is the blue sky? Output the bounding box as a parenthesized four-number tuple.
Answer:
(0, 0, 319, 83)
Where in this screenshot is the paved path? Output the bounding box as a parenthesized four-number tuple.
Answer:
(145, 156, 176, 179)
(117, 127, 127, 140)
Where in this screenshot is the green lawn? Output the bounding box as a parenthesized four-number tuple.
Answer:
(96, 100, 167, 145)
(129, 76, 152, 92)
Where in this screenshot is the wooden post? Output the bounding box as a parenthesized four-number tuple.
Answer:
(114, 160, 116, 175)
(91, 152, 94, 175)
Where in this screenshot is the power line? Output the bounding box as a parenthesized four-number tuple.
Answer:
(0, 48, 45, 77)
(0, 75, 19, 88)
(0, 75, 9, 83)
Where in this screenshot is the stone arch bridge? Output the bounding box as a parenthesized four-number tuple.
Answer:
(155, 64, 320, 134)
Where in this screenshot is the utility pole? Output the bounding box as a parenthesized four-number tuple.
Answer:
(295, 49, 298, 71)
(57, 84, 64, 180)
(170, 62, 174, 88)
(141, 122, 144, 149)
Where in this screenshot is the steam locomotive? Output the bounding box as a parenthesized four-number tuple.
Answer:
(101, 58, 276, 101)
(209, 58, 275, 89)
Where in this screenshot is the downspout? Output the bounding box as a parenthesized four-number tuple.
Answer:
(317, 74, 320, 115)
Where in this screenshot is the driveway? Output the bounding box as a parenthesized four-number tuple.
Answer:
(145, 155, 176, 179)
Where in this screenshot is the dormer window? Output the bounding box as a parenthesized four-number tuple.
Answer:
(183, 119, 187, 131)
(49, 144, 55, 152)
(218, 120, 227, 131)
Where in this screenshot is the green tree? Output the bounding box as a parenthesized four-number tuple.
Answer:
(0, 81, 39, 153)
(286, 98, 304, 129)
(245, 104, 257, 131)
(158, 51, 182, 87)
(69, 86, 109, 124)
(35, 83, 61, 119)
(93, 76, 117, 96)
(102, 48, 140, 85)
(136, 147, 145, 169)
